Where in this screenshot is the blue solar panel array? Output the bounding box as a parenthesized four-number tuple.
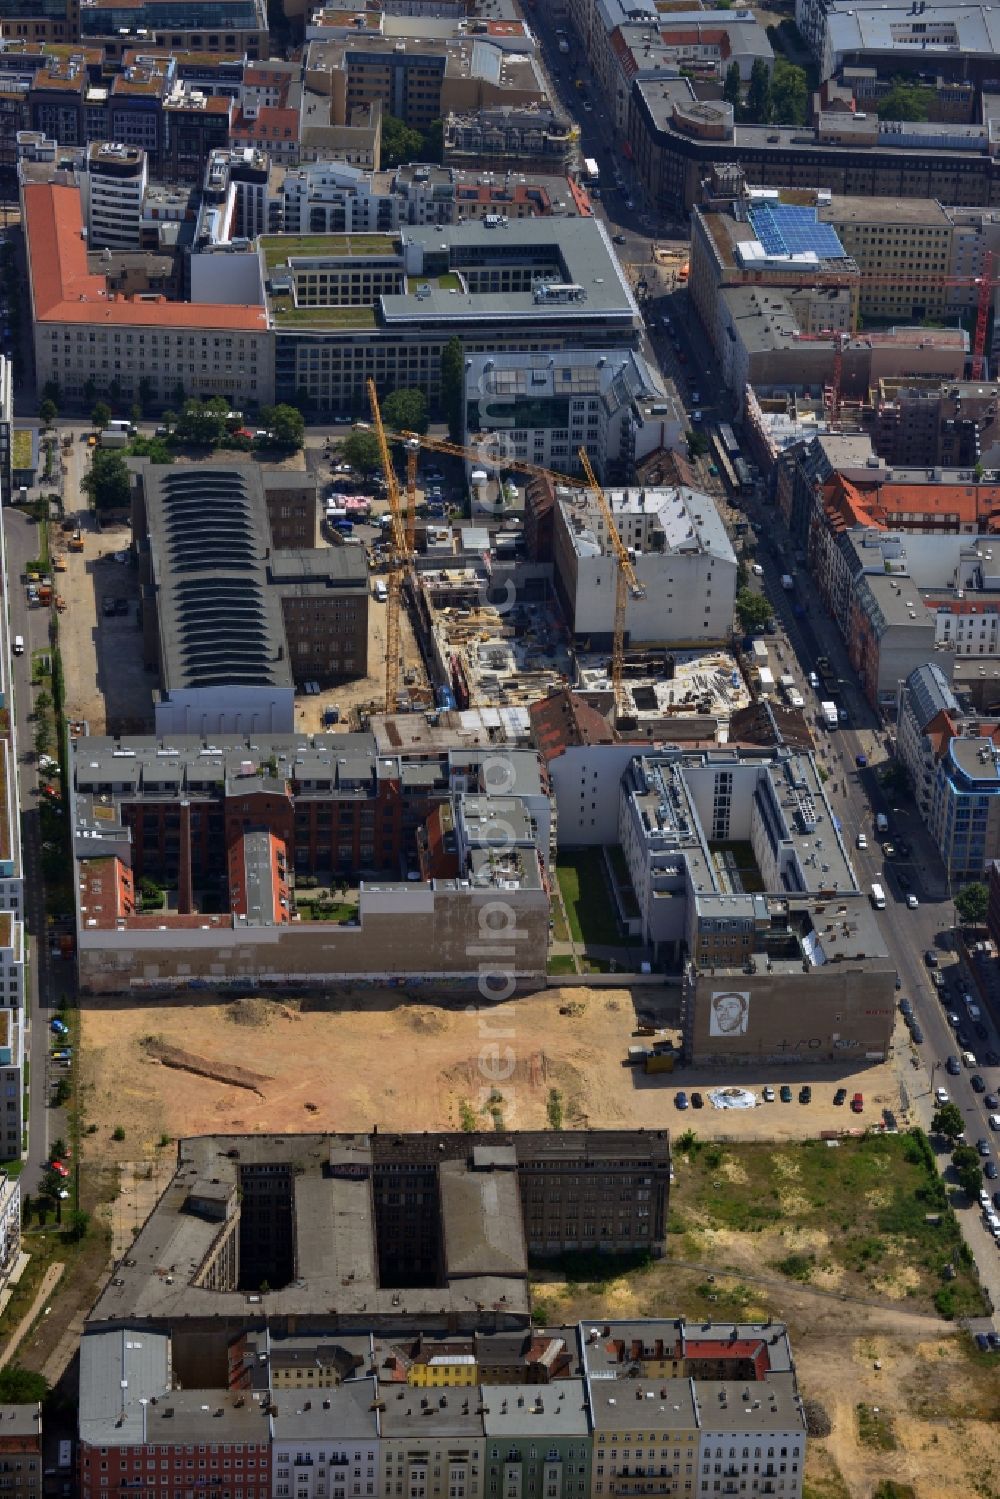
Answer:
(748, 201, 847, 260)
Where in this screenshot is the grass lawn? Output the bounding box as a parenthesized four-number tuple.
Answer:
(550, 898, 569, 943)
(12, 429, 32, 471)
(261, 234, 397, 268)
(671, 1131, 986, 1319)
(547, 954, 577, 976)
(270, 300, 377, 329)
(556, 849, 620, 946)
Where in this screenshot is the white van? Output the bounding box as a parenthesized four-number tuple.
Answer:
(870, 882, 886, 909)
(373, 579, 388, 602)
(12, 635, 23, 655)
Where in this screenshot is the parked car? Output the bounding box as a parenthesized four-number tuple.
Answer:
(924, 949, 939, 968)
(972, 1074, 987, 1094)
(674, 1090, 689, 1110)
(911, 1024, 924, 1044)
(978, 1138, 992, 1157)
(691, 1091, 704, 1109)
(986, 1161, 999, 1180)
(856, 832, 868, 849)
(779, 1084, 793, 1103)
(855, 754, 868, 769)
(899, 997, 913, 1018)
(851, 1092, 864, 1113)
(935, 1086, 950, 1104)
(762, 1086, 775, 1102)
(799, 1085, 812, 1104)
(947, 1055, 962, 1074)
(834, 1087, 847, 1105)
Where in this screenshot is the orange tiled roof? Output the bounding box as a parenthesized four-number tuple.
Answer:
(24, 182, 266, 331)
(821, 472, 1000, 533)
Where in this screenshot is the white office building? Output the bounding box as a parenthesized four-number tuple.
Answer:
(84, 142, 148, 252)
(553, 483, 737, 646)
(464, 348, 682, 483)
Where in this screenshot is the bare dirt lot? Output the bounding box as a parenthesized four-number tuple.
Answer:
(54, 509, 426, 735)
(80, 985, 908, 1153)
(81, 985, 1000, 1498)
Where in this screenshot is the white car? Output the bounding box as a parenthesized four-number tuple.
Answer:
(906, 894, 919, 909)
(856, 832, 868, 849)
(808, 670, 820, 688)
(751, 563, 764, 576)
(935, 1086, 950, 1104)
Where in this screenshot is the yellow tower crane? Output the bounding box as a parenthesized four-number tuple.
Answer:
(383, 427, 644, 719)
(367, 377, 410, 714)
(576, 447, 645, 718)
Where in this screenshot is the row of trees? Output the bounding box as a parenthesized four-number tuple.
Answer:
(724, 58, 809, 127)
(931, 1103, 986, 1198)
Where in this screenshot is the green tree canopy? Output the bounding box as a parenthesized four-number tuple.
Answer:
(955, 881, 989, 926)
(91, 401, 112, 431)
(745, 58, 772, 123)
(381, 113, 426, 168)
(342, 429, 383, 474)
(876, 77, 934, 122)
(382, 387, 428, 434)
(258, 403, 305, 449)
(440, 335, 465, 442)
(736, 588, 773, 634)
(39, 399, 57, 427)
(82, 448, 130, 514)
(931, 1102, 965, 1141)
(769, 58, 808, 126)
(723, 60, 742, 115)
(175, 397, 229, 447)
(952, 1143, 982, 1198)
(0, 1366, 48, 1404)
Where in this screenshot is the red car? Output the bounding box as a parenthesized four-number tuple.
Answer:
(850, 1093, 864, 1114)
(49, 1160, 69, 1177)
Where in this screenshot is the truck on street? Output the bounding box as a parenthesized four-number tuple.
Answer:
(820, 700, 838, 729)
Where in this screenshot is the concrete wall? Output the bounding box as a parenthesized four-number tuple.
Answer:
(546, 743, 637, 846)
(76, 881, 550, 995)
(555, 536, 737, 646)
(682, 962, 895, 1066)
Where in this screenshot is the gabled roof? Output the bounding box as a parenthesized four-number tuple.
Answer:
(529, 689, 616, 762)
(24, 182, 265, 331)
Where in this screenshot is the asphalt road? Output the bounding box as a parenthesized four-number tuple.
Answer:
(4, 505, 68, 1194)
(749, 505, 1000, 1318)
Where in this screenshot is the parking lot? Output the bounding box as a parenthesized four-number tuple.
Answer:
(54, 510, 151, 734)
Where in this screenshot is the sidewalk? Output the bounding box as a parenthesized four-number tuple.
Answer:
(0, 1261, 63, 1370)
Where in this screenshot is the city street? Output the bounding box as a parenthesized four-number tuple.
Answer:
(4, 504, 70, 1195)
(750, 507, 1000, 1319)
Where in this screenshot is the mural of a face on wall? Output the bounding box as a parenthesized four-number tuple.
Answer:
(709, 990, 750, 1037)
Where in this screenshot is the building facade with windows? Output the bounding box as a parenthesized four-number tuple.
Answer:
(0, 1403, 42, 1499)
(24, 181, 273, 410)
(77, 1318, 804, 1499)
